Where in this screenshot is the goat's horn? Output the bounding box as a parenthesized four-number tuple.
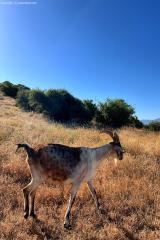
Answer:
(113, 131, 120, 143)
(105, 129, 114, 140)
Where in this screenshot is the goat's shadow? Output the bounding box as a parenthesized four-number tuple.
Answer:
(97, 208, 139, 240)
(29, 217, 60, 240)
(71, 205, 139, 240)
(28, 209, 139, 240)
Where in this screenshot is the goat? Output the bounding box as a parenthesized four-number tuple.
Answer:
(16, 130, 125, 229)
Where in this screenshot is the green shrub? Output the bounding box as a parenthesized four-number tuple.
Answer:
(83, 99, 98, 122)
(0, 81, 30, 98)
(96, 99, 135, 128)
(6, 80, 143, 128)
(46, 89, 89, 123)
(16, 84, 30, 91)
(146, 121, 160, 131)
(0, 81, 19, 98)
(28, 89, 50, 114)
(46, 89, 69, 120)
(129, 116, 144, 128)
(16, 89, 31, 111)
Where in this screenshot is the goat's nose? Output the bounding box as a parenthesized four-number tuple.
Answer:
(118, 154, 123, 160)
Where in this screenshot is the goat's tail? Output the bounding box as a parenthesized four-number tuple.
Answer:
(16, 143, 35, 157)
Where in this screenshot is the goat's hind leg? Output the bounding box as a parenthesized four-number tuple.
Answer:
(87, 180, 100, 210)
(22, 179, 40, 219)
(29, 189, 37, 218)
(23, 184, 30, 219)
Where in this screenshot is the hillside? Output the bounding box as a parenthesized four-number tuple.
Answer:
(0, 93, 160, 240)
(142, 119, 160, 125)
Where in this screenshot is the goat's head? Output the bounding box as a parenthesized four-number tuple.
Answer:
(105, 130, 125, 160)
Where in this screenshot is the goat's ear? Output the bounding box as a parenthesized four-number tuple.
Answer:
(122, 148, 126, 153)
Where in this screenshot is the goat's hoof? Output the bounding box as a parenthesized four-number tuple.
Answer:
(24, 212, 29, 219)
(98, 208, 106, 215)
(30, 213, 37, 219)
(64, 222, 72, 230)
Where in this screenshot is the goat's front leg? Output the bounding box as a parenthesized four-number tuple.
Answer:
(64, 182, 81, 229)
(87, 180, 101, 210)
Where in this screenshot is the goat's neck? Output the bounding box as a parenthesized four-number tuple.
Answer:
(92, 144, 113, 162)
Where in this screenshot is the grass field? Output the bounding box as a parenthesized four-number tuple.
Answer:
(0, 93, 160, 240)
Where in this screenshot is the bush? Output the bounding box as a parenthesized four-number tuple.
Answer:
(129, 116, 144, 128)
(16, 88, 90, 124)
(16, 89, 31, 111)
(28, 89, 50, 114)
(5, 80, 143, 128)
(46, 89, 89, 123)
(96, 99, 135, 128)
(16, 84, 30, 91)
(69, 98, 89, 124)
(0, 81, 30, 98)
(46, 89, 70, 121)
(83, 100, 98, 122)
(146, 121, 160, 132)
(0, 81, 19, 98)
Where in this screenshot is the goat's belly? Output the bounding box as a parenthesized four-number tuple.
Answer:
(45, 168, 71, 182)
(46, 174, 73, 185)
(63, 178, 73, 185)
(85, 165, 97, 181)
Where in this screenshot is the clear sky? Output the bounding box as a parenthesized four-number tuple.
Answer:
(0, 0, 160, 120)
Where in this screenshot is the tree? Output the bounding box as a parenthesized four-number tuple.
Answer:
(28, 89, 50, 114)
(16, 84, 30, 91)
(46, 89, 89, 123)
(0, 81, 19, 98)
(146, 121, 160, 131)
(83, 99, 97, 122)
(0, 81, 30, 98)
(129, 116, 143, 128)
(46, 89, 70, 121)
(16, 89, 31, 111)
(96, 99, 135, 128)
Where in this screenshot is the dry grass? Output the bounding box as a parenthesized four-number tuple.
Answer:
(0, 93, 160, 240)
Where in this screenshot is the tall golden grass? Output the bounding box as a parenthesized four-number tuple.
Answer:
(0, 93, 160, 240)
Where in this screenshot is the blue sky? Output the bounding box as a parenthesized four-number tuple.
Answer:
(0, 0, 160, 119)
